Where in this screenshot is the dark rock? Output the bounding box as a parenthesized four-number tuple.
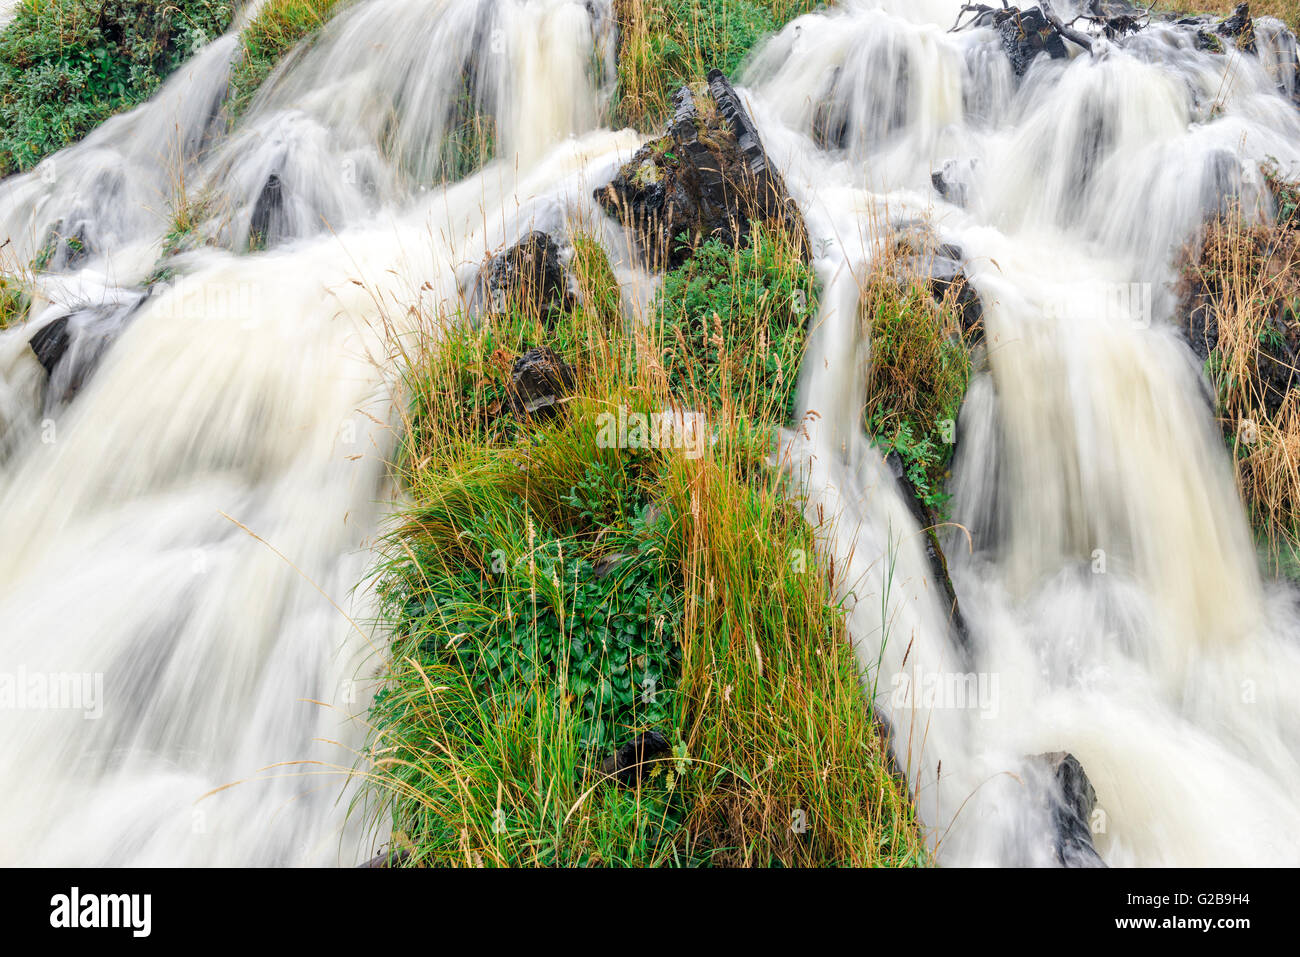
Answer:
(28, 316, 71, 375)
(931, 158, 977, 209)
(507, 346, 575, 420)
(480, 231, 575, 324)
(899, 241, 985, 342)
(1036, 751, 1106, 868)
(248, 173, 285, 251)
(600, 730, 672, 785)
(885, 450, 970, 654)
(1216, 2, 1257, 54)
(595, 70, 808, 272)
(995, 8, 1070, 77)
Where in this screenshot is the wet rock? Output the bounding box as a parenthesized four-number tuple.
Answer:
(885, 450, 970, 652)
(507, 346, 575, 420)
(28, 316, 71, 375)
(1036, 751, 1106, 868)
(248, 173, 285, 251)
(895, 237, 985, 342)
(1216, 2, 1257, 54)
(931, 158, 977, 209)
(600, 730, 672, 785)
(595, 69, 808, 271)
(995, 7, 1070, 77)
(480, 231, 575, 324)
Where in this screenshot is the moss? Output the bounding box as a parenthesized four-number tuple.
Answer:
(226, 0, 351, 121)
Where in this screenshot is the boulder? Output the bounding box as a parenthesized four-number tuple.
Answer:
(507, 346, 575, 420)
(248, 172, 285, 251)
(600, 730, 672, 786)
(479, 231, 575, 324)
(595, 69, 807, 272)
(28, 316, 71, 375)
(1036, 751, 1106, 868)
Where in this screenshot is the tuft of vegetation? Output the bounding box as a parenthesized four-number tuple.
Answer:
(226, 0, 350, 120)
(355, 225, 926, 867)
(1185, 167, 1300, 576)
(657, 224, 818, 425)
(1154, 1, 1299, 30)
(612, 0, 821, 130)
(0, 272, 32, 329)
(0, 0, 235, 177)
(861, 269, 973, 517)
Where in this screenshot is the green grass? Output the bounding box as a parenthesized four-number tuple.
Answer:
(0, 0, 235, 177)
(0, 272, 32, 329)
(355, 226, 927, 866)
(613, 0, 822, 130)
(862, 272, 973, 517)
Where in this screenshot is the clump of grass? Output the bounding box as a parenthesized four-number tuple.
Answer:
(355, 226, 926, 867)
(612, 0, 821, 130)
(0, 0, 235, 176)
(0, 271, 32, 330)
(1186, 169, 1300, 574)
(227, 0, 350, 120)
(1154, 1, 1298, 30)
(861, 262, 974, 517)
(657, 224, 818, 425)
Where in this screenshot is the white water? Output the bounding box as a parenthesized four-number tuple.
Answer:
(751, 0, 1300, 864)
(1, 0, 1299, 866)
(0, 0, 629, 866)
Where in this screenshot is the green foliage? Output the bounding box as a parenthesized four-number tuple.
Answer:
(0, 273, 31, 329)
(862, 276, 972, 517)
(0, 0, 234, 176)
(615, 0, 821, 129)
(657, 225, 817, 424)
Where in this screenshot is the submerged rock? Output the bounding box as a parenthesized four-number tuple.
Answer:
(601, 730, 672, 786)
(248, 172, 285, 251)
(885, 450, 970, 652)
(931, 158, 977, 209)
(479, 231, 575, 323)
(27, 316, 72, 375)
(507, 346, 575, 420)
(1036, 751, 1106, 868)
(595, 69, 807, 271)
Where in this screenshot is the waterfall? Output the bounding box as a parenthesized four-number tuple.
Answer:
(2, 0, 1299, 867)
(0, 0, 627, 866)
(748, 0, 1300, 865)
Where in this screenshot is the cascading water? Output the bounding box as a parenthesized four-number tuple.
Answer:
(0, 0, 630, 865)
(2, 0, 1299, 867)
(747, 0, 1300, 864)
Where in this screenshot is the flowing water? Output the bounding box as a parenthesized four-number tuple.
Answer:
(0, 0, 1298, 865)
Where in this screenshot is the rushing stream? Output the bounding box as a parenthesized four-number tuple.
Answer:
(0, 0, 1298, 865)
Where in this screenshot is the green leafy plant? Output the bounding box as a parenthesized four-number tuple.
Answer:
(0, 0, 234, 176)
(657, 224, 817, 424)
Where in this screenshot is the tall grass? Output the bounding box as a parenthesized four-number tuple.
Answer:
(1187, 173, 1300, 574)
(354, 224, 927, 866)
(612, 0, 822, 130)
